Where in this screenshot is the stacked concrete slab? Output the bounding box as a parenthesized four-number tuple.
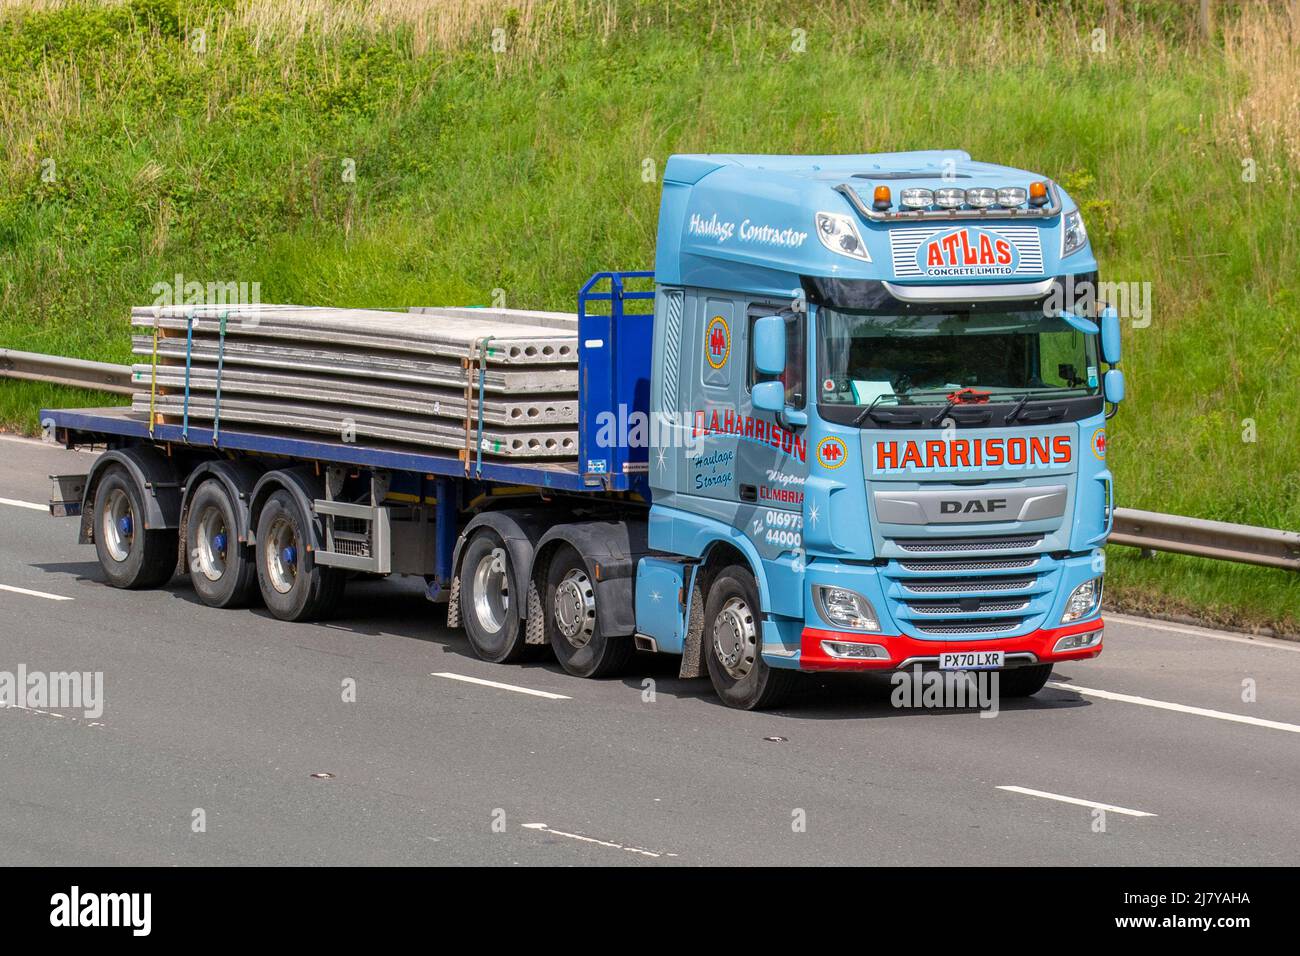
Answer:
(129, 304, 581, 459)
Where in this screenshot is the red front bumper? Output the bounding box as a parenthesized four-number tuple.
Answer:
(798, 618, 1104, 671)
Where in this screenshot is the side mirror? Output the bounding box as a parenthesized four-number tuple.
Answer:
(1103, 368, 1125, 404)
(752, 314, 786, 376)
(1060, 310, 1098, 335)
(1100, 306, 1121, 364)
(752, 380, 784, 413)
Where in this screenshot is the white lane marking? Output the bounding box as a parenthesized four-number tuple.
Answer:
(0, 700, 103, 727)
(1047, 681, 1300, 734)
(997, 786, 1156, 818)
(0, 434, 97, 454)
(0, 583, 72, 601)
(431, 672, 570, 700)
(521, 822, 673, 858)
(1107, 612, 1300, 653)
(0, 497, 47, 512)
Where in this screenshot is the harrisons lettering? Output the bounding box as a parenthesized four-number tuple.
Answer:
(875, 436, 1071, 472)
(693, 409, 808, 462)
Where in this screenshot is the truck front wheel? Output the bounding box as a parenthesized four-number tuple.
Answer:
(92, 465, 176, 589)
(254, 490, 344, 622)
(545, 545, 634, 678)
(704, 566, 797, 710)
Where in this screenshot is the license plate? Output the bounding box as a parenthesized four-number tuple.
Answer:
(939, 650, 1005, 671)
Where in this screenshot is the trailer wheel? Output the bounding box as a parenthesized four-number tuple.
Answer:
(92, 465, 176, 589)
(703, 565, 797, 710)
(185, 480, 257, 609)
(255, 490, 344, 622)
(460, 530, 532, 663)
(997, 663, 1053, 698)
(545, 545, 634, 678)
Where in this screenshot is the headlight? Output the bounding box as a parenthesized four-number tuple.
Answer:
(900, 187, 933, 209)
(814, 211, 871, 262)
(934, 187, 966, 209)
(814, 585, 880, 632)
(1060, 577, 1102, 623)
(997, 186, 1027, 207)
(1062, 208, 1089, 257)
(966, 187, 997, 208)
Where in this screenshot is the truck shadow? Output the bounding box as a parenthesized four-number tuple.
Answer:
(31, 564, 1095, 718)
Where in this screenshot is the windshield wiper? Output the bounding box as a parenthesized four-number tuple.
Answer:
(928, 399, 956, 427)
(853, 393, 910, 427)
(1004, 393, 1032, 424)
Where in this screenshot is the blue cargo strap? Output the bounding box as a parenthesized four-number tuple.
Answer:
(148, 312, 160, 438)
(212, 310, 228, 447)
(181, 308, 195, 442)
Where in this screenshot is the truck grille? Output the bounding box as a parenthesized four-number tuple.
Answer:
(901, 576, 1035, 594)
(894, 535, 1042, 554)
(899, 556, 1038, 572)
(915, 618, 1026, 635)
(906, 598, 1032, 615)
(884, 537, 1058, 641)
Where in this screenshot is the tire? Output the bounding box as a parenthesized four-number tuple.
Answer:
(459, 530, 532, 663)
(998, 662, 1053, 698)
(703, 565, 797, 710)
(185, 479, 258, 608)
(545, 545, 634, 678)
(92, 465, 176, 589)
(254, 490, 345, 622)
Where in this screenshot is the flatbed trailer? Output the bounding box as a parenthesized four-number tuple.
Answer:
(42, 153, 1125, 709)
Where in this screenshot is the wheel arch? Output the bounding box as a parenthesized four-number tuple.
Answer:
(248, 467, 326, 553)
(177, 458, 265, 573)
(450, 509, 555, 630)
(79, 446, 183, 545)
(532, 519, 648, 638)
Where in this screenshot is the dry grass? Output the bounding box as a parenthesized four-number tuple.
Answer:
(1222, 0, 1300, 171)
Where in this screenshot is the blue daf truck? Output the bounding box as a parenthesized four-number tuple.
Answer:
(43, 151, 1124, 709)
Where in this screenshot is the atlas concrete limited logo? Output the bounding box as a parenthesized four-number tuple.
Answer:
(1091, 428, 1107, 460)
(816, 436, 847, 469)
(705, 315, 730, 369)
(917, 226, 1017, 277)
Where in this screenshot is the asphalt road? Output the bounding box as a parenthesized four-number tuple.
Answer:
(1, 433, 1297, 866)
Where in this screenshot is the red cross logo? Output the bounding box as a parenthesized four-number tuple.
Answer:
(1092, 429, 1107, 460)
(817, 437, 847, 469)
(705, 316, 730, 369)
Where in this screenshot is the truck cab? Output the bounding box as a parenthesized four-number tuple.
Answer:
(635, 152, 1124, 708)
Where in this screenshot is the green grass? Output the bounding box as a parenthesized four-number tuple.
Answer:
(1, 0, 1297, 633)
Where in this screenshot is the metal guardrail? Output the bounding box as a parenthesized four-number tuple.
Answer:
(1111, 508, 1300, 572)
(0, 348, 133, 395)
(3, 349, 1295, 571)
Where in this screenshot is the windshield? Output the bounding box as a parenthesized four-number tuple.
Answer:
(817, 307, 1101, 406)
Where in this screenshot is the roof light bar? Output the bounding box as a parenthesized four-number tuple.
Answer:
(835, 181, 1062, 221)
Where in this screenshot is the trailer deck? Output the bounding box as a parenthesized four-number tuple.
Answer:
(43, 406, 604, 494)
